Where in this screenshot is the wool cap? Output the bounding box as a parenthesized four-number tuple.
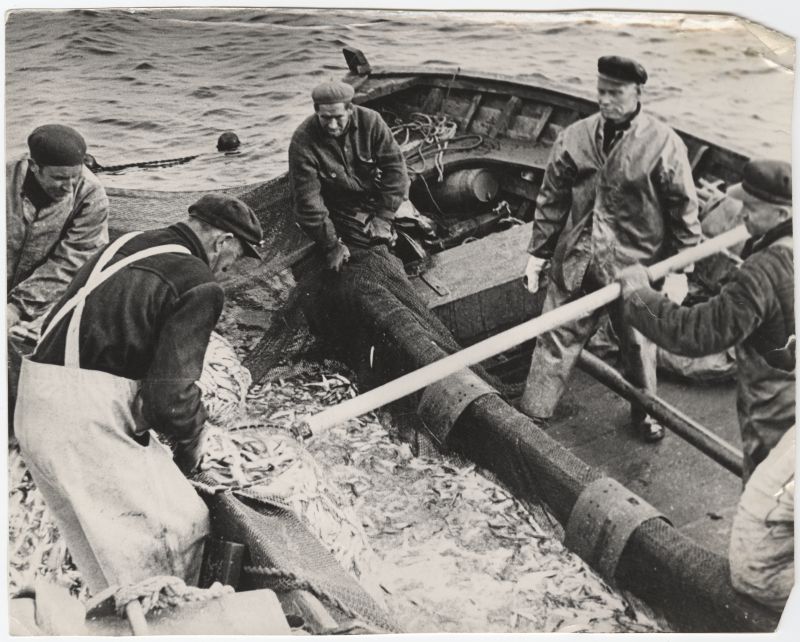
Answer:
(188, 194, 264, 259)
(732, 159, 792, 206)
(597, 56, 648, 85)
(28, 124, 87, 166)
(311, 80, 355, 105)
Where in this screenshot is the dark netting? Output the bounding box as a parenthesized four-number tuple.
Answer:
(270, 244, 506, 393)
(194, 476, 399, 633)
(107, 177, 314, 279)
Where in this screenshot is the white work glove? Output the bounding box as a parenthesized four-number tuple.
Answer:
(663, 273, 689, 305)
(524, 256, 548, 294)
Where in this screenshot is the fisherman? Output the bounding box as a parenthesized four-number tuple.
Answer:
(6, 124, 109, 429)
(618, 159, 794, 481)
(14, 194, 263, 593)
(729, 425, 794, 611)
(288, 79, 409, 271)
(520, 56, 702, 442)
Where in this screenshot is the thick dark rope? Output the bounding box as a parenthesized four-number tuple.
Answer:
(243, 564, 388, 629)
(93, 154, 200, 173)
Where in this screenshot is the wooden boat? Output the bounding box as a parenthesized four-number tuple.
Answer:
(105, 48, 781, 633)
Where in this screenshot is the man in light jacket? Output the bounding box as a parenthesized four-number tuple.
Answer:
(7, 124, 109, 431)
(520, 56, 702, 442)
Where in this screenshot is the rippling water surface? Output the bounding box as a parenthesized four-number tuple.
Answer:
(5, 8, 795, 191)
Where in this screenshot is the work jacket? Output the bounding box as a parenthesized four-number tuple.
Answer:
(33, 223, 224, 450)
(624, 220, 794, 480)
(528, 109, 701, 292)
(6, 158, 109, 320)
(288, 104, 409, 250)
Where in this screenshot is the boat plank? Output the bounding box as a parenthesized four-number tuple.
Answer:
(488, 96, 523, 138)
(460, 93, 483, 132)
(530, 105, 554, 143)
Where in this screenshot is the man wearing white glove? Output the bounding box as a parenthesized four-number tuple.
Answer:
(524, 255, 548, 294)
(519, 56, 701, 442)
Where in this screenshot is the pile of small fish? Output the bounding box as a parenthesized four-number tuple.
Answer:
(197, 331, 252, 426)
(7, 444, 85, 599)
(9, 301, 663, 632)
(297, 399, 661, 633)
(198, 423, 387, 606)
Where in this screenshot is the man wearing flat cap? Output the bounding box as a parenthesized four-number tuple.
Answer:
(520, 55, 702, 442)
(288, 79, 410, 271)
(14, 194, 263, 592)
(619, 159, 794, 481)
(619, 159, 794, 611)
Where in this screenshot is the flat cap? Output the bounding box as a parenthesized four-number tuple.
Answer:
(738, 159, 792, 206)
(311, 80, 355, 105)
(28, 124, 87, 166)
(597, 56, 648, 85)
(189, 194, 264, 259)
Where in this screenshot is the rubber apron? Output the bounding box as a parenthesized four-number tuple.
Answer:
(14, 232, 210, 593)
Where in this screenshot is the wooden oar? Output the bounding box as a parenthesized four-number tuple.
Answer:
(303, 225, 751, 434)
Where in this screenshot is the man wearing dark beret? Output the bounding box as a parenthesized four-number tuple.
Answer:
(618, 159, 794, 610)
(7, 124, 109, 328)
(619, 159, 793, 480)
(520, 56, 702, 442)
(288, 79, 410, 272)
(14, 194, 262, 592)
(6, 124, 110, 432)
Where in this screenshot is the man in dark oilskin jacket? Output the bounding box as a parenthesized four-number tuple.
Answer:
(14, 194, 263, 594)
(619, 159, 794, 482)
(619, 159, 794, 611)
(288, 79, 410, 271)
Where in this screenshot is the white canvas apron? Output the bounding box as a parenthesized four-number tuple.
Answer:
(14, 232, 210, 594)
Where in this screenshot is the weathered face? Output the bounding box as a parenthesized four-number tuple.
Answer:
(30, 161, 82, 201)
(731, 187, 791, 237)
(597, 77, 640, 123)
(210, 234, 245, 277)
(316, 102, 351, 137)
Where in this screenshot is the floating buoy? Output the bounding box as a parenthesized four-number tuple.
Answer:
(217, 131, 240, 152)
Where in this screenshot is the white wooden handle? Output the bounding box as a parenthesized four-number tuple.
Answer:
(304, 225, 750, 433)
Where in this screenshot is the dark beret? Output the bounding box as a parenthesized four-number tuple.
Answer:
(597, 56, 648, 85)
(741, 159, 792, 206)
(188, 194, 264, 259)
(28, 124, 87, 166)
(311, 80, 355, 105)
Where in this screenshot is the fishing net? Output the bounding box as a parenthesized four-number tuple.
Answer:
(193, 473, 399, 633)
(106, 176, 313, 280)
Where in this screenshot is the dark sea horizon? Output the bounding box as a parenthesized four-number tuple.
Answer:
(5, 8, 795, 191)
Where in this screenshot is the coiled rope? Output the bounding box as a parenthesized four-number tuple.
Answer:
(390, 112, 484, 181)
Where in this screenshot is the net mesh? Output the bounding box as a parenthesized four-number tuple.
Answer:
(194, 476, 399, 633)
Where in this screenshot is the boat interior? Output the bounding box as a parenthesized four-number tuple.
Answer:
(346, 62, 749, 557)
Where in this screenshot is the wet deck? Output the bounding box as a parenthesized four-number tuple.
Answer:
(546, 367, 740, 557)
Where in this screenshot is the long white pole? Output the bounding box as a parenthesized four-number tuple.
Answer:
(304, 225, 751, 433)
